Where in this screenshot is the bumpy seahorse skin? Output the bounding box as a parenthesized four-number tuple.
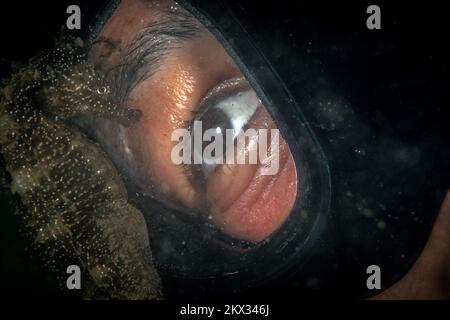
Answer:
(0, 37, 162, 299)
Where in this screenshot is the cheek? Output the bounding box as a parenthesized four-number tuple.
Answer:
(125, 70, 199, 207)
(205, 108, 298, 242)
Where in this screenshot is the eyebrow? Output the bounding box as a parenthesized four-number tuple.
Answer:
(103, 7, 204, 105)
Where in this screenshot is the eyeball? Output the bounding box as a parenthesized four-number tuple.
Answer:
(97, 86, 108, 94)
(193, 87, 260, 176)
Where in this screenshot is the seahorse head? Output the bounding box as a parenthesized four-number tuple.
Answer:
(40, 40, 141, 126)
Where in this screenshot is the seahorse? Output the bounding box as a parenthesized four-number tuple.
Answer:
(0, 36, 163, 299)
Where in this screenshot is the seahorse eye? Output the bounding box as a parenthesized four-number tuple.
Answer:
(97, 86, 108, 94)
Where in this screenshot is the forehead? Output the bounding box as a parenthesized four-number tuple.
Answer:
(89, 0, 173, 68)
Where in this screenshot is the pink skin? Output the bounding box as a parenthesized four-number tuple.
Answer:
(373, 190, 450, 299)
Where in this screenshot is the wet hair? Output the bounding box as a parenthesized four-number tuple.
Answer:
(97, 3, 204, 105)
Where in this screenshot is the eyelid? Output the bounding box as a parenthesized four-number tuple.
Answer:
(195, 77, 250, 120)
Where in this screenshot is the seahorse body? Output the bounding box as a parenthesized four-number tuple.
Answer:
(0, 37, 162, 299)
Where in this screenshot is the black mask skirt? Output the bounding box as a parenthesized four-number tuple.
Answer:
(0, 0, 448, 300)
